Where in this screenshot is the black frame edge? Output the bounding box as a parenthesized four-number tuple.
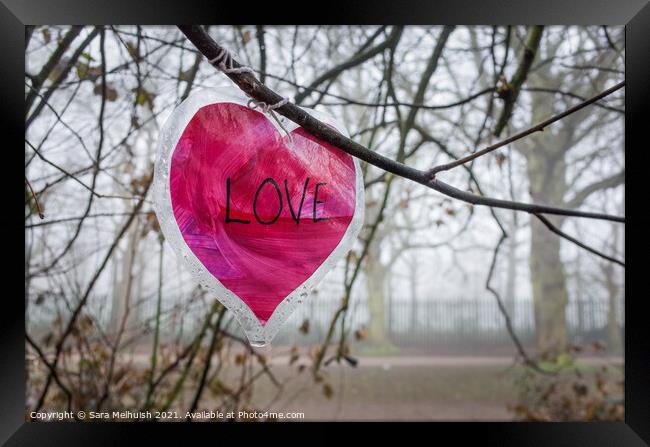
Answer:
(3, 0, 649, 445)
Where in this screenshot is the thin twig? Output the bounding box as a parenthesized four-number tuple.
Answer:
(426, 81, 625, 177)
(25, 176, 45, 219)
(186, 307, 227, 417)
(534, 214, 625, 267)
(485, 233, 555, 375)
(26, 332, 75, 413)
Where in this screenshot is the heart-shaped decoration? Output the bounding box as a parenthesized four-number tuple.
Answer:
(153, 88, 363, 346)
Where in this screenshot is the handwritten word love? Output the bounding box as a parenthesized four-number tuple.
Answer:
(225, 177, 329, 225)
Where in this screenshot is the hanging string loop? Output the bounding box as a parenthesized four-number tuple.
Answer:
(207, 48, 293, 140)
(208, 47, 255, 75)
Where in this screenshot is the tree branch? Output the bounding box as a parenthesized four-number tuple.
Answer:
(293, 26, 402, 104)
(186, 306, 226, 416)
(534, 214, 625, 267)
(255, 25, 266, 84)
(26, 26, 101, 130)
(485, 233, 555, 374)
(564, 170, 625, 209)
(25, 26, 83, 115)
(493, 25, 544, 137)
(400, 26, 455, 138)
(177, 25, 624, 225)
(427, 81, 625, 176)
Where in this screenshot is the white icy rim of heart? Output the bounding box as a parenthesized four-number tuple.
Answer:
(153, 87, 364, 347)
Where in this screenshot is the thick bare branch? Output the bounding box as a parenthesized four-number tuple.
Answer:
(177, 26, 624, 224)
(493, 25, 544, 137)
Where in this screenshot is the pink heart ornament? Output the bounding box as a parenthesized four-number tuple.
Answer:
(153, 88, 364, 346)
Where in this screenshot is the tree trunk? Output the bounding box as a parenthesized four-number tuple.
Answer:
(109, 219, 139, 334)
(504, 212, 518, 317)
(602, 222, 622, 354)
(525, 134, 570, 359)
(366, 243, 389, 345)
(575, 251, 585, 334)
(524, 62, 572, 360)
(526, 141, 570, 359)
(605, 265, 621, 354)
(529, 216, 569, 359)
(408, 256, 418, 330)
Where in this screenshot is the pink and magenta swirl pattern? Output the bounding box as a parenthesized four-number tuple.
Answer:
(170, 102, 356, 323)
